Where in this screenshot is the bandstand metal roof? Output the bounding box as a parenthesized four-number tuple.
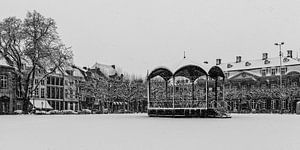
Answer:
(148, 58, 225, 81)
(208, 65, 225, 79)
(148, 66, 173, 81)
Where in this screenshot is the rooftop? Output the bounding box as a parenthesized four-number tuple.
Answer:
(218, 56, 300, 72)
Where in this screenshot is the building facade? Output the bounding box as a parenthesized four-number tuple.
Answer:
(30, 69, 85, 111)
(0, 59, 16, 114)
(217, 50, 300, 113)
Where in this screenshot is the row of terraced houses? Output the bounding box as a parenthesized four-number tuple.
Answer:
(0, 58, 120, 114)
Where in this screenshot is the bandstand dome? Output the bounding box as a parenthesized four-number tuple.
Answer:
(148, 58, 225, 80)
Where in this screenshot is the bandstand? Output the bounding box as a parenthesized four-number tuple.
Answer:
(147, 58, 230, 118)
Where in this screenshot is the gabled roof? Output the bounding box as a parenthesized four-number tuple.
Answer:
(228, 71, 261, 80)
(91, 62, 118, 78)
(218, 56, 300, 72)
(0, 57, 13, 68)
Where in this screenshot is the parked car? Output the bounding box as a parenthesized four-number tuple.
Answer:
(78, 109, 92, 114)
(103, 108, 109, 114)
(34, 110, 47, 115)
(61, 110, 78, 114)
(48, 110, 62, 115)
(13, 110, 23, 114)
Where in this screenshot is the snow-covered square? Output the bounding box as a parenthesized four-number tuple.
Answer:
(1, 114, 300, 150)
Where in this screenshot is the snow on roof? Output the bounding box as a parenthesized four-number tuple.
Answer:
(73, 68, 85, 78)
(218, 56, 300, 72)
(0, 57, 13, 68)
(91, 62, 117, 77)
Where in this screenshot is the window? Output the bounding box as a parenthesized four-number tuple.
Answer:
(65, 89, 68, 98)
(35, 79, 39, 85)
(41, 79, 45, 85)
(34, 89, 39, 98)
(267, 68, 271, 75)
(60, 88, 64, 99)
(47, 77, 50, 84)
(261, 69, 266, 76)
(281, 67, 287, 75)
(41, 88, 45, 98)
(70, 89, 73, 98)
(0, 75, 8, 88)
(51, 77, 55, 85)
(60, 78, 64, 86)
(51, 87, 55, 99)
(271, 69, 276, 76)
(271, 100, 275, 110)
(276, 67, 279, 74)
(56, 87, 59, 99)
(47, 87, 50, 98)
(282, 101, 286, 109)
(56, 77, 60, 85)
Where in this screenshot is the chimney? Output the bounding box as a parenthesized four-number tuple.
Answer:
(287, 50, 293, 58)
(236, 56, 241, 63)
(262, 53, 268, 60)
(216, 59, 221, 65)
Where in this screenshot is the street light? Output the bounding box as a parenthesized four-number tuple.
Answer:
(274, 42, 284, 88)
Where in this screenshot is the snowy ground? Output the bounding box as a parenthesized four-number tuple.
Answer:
(0, 114, 300, 150)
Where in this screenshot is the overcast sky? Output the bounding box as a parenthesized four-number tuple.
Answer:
(1, 0, 300, 77)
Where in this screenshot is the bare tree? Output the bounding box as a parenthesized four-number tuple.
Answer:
(0, 11, 72, 113)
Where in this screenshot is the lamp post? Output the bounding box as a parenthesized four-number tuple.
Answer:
(274, 42, 284, 88)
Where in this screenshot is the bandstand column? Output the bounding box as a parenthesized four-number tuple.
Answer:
(223, 78, 225, 101)
(205, 76, 208, 109)
(172, 77, 175, 109)
(147, 79, 151, 109)
(192, 80, 195, 101)
(165, 80, 168, 102)
(215, 77, 218, 108)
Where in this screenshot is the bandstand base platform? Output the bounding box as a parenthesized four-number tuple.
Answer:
(148, 108, 231, 118)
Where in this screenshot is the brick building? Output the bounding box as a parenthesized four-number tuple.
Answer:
(0, 58, 16, 114)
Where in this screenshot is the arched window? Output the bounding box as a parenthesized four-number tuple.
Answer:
(0, 75, 8, 89)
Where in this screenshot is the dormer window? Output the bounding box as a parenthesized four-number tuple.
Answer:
(245, 62, 251, 66)
(264, 60, 270, 64)
(227, 64, 233, 68)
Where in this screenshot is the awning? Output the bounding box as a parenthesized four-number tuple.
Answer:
(30, 100, 53, 110)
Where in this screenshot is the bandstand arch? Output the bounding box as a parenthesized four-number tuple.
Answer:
(208, 66, 226, 108)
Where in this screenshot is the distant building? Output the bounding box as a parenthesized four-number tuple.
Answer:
(0, 58, 16, 114)
(217, 50, 300, 113)
(30, 68, 85, 111)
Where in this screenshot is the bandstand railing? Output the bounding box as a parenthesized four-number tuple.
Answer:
(149, 100, 207, 109)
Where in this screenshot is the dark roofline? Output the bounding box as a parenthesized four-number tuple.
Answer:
(224, 63, 300, 72)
